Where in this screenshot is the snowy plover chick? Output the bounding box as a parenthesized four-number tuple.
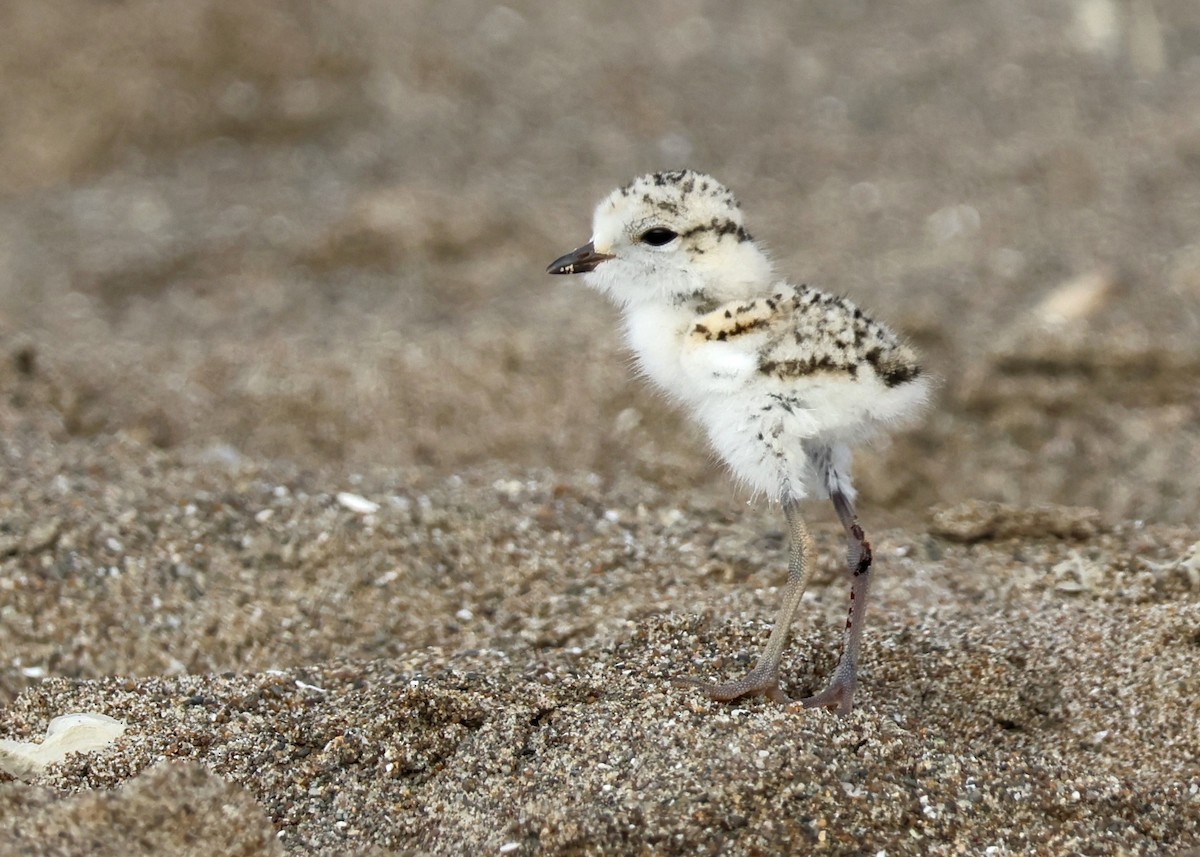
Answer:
(548, 170, 930, 714)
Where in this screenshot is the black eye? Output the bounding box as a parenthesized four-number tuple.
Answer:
(639, 227, 678, 246)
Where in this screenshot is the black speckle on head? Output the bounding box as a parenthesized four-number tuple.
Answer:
(655, 170, 690, 188)
(680, 218, 752, 243)
(656, 200, 680, 215)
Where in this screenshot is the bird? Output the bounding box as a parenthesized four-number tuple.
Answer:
(547, 170, 930, 715)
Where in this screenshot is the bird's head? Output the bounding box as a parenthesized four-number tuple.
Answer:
(548, 170, 774, 308)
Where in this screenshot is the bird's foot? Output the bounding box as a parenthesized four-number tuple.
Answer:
(796, 676, 856, 716)
(673, 667, 790, 705)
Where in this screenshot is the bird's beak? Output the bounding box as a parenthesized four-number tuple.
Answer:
(546, 242, 614, 275)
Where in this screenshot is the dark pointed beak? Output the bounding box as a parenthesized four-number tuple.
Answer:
(546, 242, 614, 275)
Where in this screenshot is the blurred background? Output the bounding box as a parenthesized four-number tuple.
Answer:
(1, 0, 1198, 524)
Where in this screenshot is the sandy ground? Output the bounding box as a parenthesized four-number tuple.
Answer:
(1, 0, 1198, 854)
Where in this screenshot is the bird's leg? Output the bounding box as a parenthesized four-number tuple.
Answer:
(676, 498, 815, 704)
(799, 489, 872, 715)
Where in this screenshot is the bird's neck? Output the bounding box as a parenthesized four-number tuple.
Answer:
(620, 301, 697, 394)
(687, 243, 775, 305)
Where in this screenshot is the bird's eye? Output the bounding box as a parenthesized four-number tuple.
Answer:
(639, 228, 678, 247)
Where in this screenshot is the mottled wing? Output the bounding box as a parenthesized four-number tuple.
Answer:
(757, 287, 922, 389)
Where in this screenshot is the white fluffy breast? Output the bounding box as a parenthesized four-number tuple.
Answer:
(621, 304, 693, 395)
